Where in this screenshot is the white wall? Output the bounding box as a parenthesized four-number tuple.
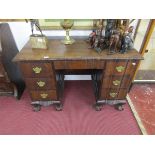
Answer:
(8, 22, 92, 50)
(8, 22, 91, 80)
(8, 22, 31, 51)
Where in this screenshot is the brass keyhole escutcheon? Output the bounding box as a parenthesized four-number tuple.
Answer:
(32, 67, 42, 74)
(110, 92, 117, 98)
(113, 80, 120, 86)
(37, 81, 45, 87)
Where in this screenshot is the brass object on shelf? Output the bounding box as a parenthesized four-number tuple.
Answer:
(110, 92, 117, 98)
(61, 19, 75, 45)
(112, 80, 121, 86)
(32, 67, 42, 74)
(37, 81, 45, 87)
(28, 19, 48, 49)
(30, 34, 48, 49)
(116, 66, 125, 72)
(40, 93, 48, 99)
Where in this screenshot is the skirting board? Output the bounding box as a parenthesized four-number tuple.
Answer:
(64, 75, 91, 80)
(126, 94, 147, 135)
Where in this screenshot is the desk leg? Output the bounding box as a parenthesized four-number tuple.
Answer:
(33, 104, 41, 112)
(94, 100, 106, 111)
(94, 100, 126, 111)
(31, 101, 63, 111)
(55, 102, 63, 111)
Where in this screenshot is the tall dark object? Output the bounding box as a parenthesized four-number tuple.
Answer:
(0, 23, 25, 99)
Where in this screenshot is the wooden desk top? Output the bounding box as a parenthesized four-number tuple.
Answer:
(13, 38, 143, 62)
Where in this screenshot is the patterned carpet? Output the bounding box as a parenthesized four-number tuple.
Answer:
(0, 81, 141, 135)
(129, 84, 155, 134)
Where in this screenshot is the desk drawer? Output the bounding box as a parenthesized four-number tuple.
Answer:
(104, 61, 127, 76)
(25, 78, 56, 90)
(102, 75, 131, 89)
(54, 60, 105, 69)
(104, 60, 139, 76)
(20, 62, 54, 77)
(100, 88, 128, 100)
(30, 90, 58, 101)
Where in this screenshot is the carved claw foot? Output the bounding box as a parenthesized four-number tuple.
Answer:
(33, 104, 41, 112)
(94, 104, 103, 111)
(55, 103, 63, 111)
(114, 104, 124, 111)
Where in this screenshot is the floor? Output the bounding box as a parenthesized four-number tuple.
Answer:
(0, 81, 141, 135)
(128, 83, 155, 134)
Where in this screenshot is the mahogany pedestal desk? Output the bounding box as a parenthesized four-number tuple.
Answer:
(13, 38, 143, 111)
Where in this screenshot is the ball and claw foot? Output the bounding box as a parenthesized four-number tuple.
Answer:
(55, 104, 63, 111)
(33, 104, 41, 112)
(94, 104, 102, 111)
(114, 104, 124, 111)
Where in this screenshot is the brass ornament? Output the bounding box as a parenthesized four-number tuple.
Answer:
(61, 19, 75, 45)
(30, 34, 48, 49)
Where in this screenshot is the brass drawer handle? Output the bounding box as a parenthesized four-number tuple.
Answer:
(40, 93, 48, 99)
(37, 81, 45, 87)
(116, 66, 125, 72)
(110, 92, 117, 98)
(32, 67, 42, 74)
(112, 80, 120, 86)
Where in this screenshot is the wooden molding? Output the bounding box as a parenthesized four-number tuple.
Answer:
(133, 19, 155, 80)
(0, 19, 26, 22)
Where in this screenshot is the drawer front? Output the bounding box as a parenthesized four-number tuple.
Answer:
(54, 60, 105, 69)
(100, 88, 128, 100)
(54, 61, 65, 69)
(104, 60, 127, 76)
(25, 78, 56, 90)
(102, 75, 131, 89)
(104, 60, 139, 76)
(30, 90, 58, 101)
(67, 60, 88, 69)
(20, 62, 54, 77)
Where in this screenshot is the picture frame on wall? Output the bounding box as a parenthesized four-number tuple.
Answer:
(38, 19, 98, 30)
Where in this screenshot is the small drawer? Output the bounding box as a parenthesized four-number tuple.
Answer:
(104, 60, 127, 76)
(25, 77, 56, 90)
(104, 61, 127, 76)
(20, 62, 54, 77)
(54, 61, 65, 69)
(104, 60, 139, 77)
(102, 75, 131, 89)
(94, 60, 105, 69)
(100, 88, 128, 100)
(54, 60, 105, 70)
(67, 60, 90, 69)
(30, 90, 58, 101)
